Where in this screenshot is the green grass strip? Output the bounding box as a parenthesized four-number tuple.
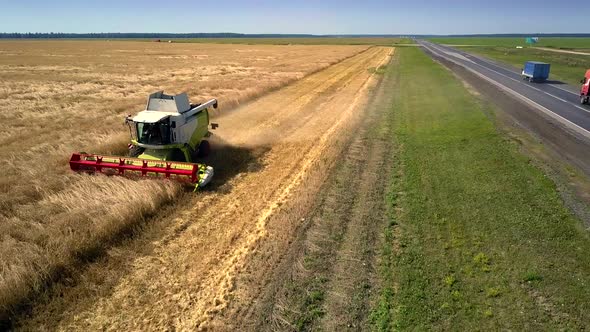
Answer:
(372, 47, 590, 330)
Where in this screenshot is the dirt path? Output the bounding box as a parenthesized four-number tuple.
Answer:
(533, 46, 590, 56)
(18, 46, 392, 330)
(217, 50, 397, 331)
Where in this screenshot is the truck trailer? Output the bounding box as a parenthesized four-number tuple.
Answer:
(521, 61, 551, 83)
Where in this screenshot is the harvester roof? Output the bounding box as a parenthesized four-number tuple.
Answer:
(132, 110, 175, 123)
(146, 91, 190, 113)
(132, 91, 191, 123)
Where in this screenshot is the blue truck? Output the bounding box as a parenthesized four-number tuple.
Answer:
(521, 61, 551, 82)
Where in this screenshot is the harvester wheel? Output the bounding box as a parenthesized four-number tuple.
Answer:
(197, 140, 211, 158)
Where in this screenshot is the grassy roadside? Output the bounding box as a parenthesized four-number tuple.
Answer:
(372, 47, 590, 330)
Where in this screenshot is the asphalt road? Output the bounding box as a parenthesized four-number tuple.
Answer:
(418, 40, 590, 139)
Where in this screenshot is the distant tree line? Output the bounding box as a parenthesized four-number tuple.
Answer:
(0, 32, 320, 39)
(1, 32, 590, 39)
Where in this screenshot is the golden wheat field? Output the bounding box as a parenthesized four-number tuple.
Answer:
(0, 40, 369, 320)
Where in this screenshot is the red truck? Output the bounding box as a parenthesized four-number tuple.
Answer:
(581, 69, 590, 104)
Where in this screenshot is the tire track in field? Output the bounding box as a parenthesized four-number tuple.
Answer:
(203, 49, 394, 330)
(220, 50, 396, 331)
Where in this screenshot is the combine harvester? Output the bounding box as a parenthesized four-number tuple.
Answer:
(70, 91, 218, 189)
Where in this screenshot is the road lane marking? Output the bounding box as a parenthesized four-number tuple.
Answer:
(547, 83, 580, 97)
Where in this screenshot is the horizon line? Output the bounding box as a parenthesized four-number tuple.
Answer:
(1, 32, 590, 38)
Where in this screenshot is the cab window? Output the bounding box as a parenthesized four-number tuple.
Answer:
(137, 120, 171, 145)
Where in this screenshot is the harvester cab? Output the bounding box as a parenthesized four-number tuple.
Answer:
(70, 92, 218, 189)
(580, 69, 590, 105)
(126, 91, 217, 162)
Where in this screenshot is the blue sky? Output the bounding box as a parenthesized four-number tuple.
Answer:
(0, 0, 584, 35)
